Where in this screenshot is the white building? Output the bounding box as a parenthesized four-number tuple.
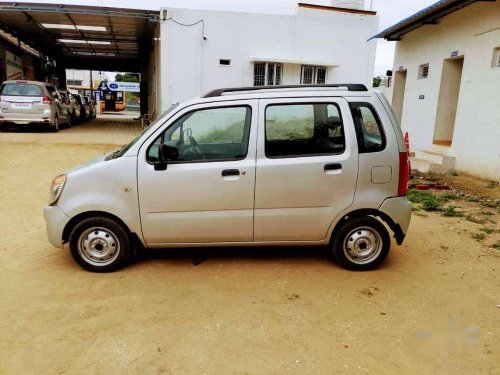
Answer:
(373, 0, 500, 181)
(158, 1, 379, 109)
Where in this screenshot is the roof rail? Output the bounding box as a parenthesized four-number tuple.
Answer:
(203, 84, 368, 98)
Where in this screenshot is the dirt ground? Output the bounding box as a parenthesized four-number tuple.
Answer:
(0, 119, 499, 374)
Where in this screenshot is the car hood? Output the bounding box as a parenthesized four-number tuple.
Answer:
(65, 152, 111, 175)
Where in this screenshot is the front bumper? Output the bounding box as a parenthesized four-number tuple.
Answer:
(43, 205, 71, 248)
(378, 196, 412, 244)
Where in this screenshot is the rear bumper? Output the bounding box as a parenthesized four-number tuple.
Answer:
(0, 114, 54, 125)
(43, 205, 71, 248)
(378, 196, 412, 244)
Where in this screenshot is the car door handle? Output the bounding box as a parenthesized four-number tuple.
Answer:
(324, 163, 342, 173)
(221, 169, 240, 177)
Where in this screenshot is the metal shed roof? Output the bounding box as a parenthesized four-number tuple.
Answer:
(0, 2, 159, 70)
(370, 0, 496, 41)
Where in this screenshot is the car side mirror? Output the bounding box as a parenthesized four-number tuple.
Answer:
(155, 144, 179, 171)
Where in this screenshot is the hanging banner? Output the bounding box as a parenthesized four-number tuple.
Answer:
(5, 51, 23, 80)
(96, 80, 140, 93)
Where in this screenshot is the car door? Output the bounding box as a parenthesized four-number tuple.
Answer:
(254, 97, 359, 241)
(137, 100, 258, 245)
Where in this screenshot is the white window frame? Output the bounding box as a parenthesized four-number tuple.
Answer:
(253, 62, 283, 86)
(418, 63, 429, 79)
(300, 65, 328, 84)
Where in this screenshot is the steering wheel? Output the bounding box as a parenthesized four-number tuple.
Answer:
(188, 135, 206, 160)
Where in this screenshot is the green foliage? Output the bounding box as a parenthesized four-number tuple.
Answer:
(442, 206, 464, 217)
(441, 192, 457, 201)
(486, 180, 497, 189)
(373, 76, 382, 88)
(115, 73, 139, 82)
(467, 195, 480, 202)
(492, 242, 500, 250)
(197, 122, 244, 143)
(422, 195, 441, 211)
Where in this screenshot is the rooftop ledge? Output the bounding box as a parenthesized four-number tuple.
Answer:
(298, 3, 377, 16)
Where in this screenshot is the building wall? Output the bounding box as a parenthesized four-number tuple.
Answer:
(388, 1, 500, 180)
(159, 5, 378, 109)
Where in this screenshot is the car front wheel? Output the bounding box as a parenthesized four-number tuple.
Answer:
(331, 216, 390, 271)
(69, 216, 133, 272)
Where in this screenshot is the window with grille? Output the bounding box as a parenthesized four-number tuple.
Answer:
(253, 62, 283, 86)
(418, 64, 429, 79)
(300, 65, 328, 84)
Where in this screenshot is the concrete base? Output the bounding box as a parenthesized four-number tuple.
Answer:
(411, 150, 456, 174)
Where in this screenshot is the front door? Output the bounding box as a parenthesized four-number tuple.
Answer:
(254, 97, 359, 241)
(137, 101, 258, 244)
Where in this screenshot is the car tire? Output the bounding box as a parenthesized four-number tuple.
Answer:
(0, 123, 9, 132)
(50, 116, 59, 132)
(331, 216, 390, 271)
(69, 216, 133, 272)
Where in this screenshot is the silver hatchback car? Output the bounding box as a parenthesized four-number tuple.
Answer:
(44, 84, 411, 272)
(0, 80, 70, 132)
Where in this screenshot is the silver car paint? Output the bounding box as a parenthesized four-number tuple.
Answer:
(0, 80, 69, 127)
(44, 89, 411, 249)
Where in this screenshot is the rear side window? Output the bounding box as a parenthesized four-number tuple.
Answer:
(350, 102, 386, 153)
(265, 103, 344, 158)
(0, 83, 43, 97)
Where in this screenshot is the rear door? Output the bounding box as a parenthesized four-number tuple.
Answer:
(137, 100, 258, 244)
(254, 97, 359, 241)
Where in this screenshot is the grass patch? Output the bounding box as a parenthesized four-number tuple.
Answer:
(486, 180, 498, 189)
(481, 211, 494, 216)
(471, 233, 486, 242)
(442, 206, 464, 217)
(422, 195, 441, 211)
(481, 200, 499, 209)
(492, 242, 500, 250)
(449, 171, 459, 176)
(479, 227, 494, 234)
(467, 195, 480, 202)
(465, 215, 486, 225)
(441, 192, 458, 201)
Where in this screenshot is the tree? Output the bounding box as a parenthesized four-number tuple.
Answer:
(373, 76, 382, 88)
(115, 73, 140, 82)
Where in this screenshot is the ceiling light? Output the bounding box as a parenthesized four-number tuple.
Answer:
(42, 23, 75, 30)
(76, 25, 107, 32)
(58, 39, 111, 45)
(43, 24, 106, 32)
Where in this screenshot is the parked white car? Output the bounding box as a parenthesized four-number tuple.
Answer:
(44, 84, 411, 272)
(0, 80, 70, 132)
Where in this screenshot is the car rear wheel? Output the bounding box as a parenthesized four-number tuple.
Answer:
(69, 216, 133, 272)
(331, 216, 390, 271)
(50, 116, 59, 132)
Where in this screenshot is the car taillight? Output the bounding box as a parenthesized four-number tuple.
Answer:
(43, 96, 52, 105)
(398, 152, 410, 197)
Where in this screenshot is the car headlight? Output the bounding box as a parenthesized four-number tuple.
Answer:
(48, 174, 67, 205)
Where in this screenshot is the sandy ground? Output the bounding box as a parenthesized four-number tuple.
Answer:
(0, 120, 499, 374)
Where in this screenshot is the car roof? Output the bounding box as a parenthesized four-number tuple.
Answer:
(2, 80, 52, 87)
(180, 86, 376, 108)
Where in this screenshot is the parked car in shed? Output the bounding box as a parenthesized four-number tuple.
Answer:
(71, 93, 89, 122)
(0, 80, 70, 132)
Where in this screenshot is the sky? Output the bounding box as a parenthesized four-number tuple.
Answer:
(24, 0, 437, 76)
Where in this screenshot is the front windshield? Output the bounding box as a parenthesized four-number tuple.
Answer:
(113, 103, 179, 158)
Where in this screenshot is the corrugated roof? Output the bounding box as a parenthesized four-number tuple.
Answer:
(369, 0, 494, 41)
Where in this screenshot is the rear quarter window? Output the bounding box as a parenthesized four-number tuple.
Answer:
(349, 102, 386, 153)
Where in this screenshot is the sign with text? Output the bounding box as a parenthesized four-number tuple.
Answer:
(96, 80, 140, 93)
(5, 51, 23, 80)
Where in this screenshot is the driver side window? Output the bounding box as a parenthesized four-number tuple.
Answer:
(147, 106, 251, 163)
